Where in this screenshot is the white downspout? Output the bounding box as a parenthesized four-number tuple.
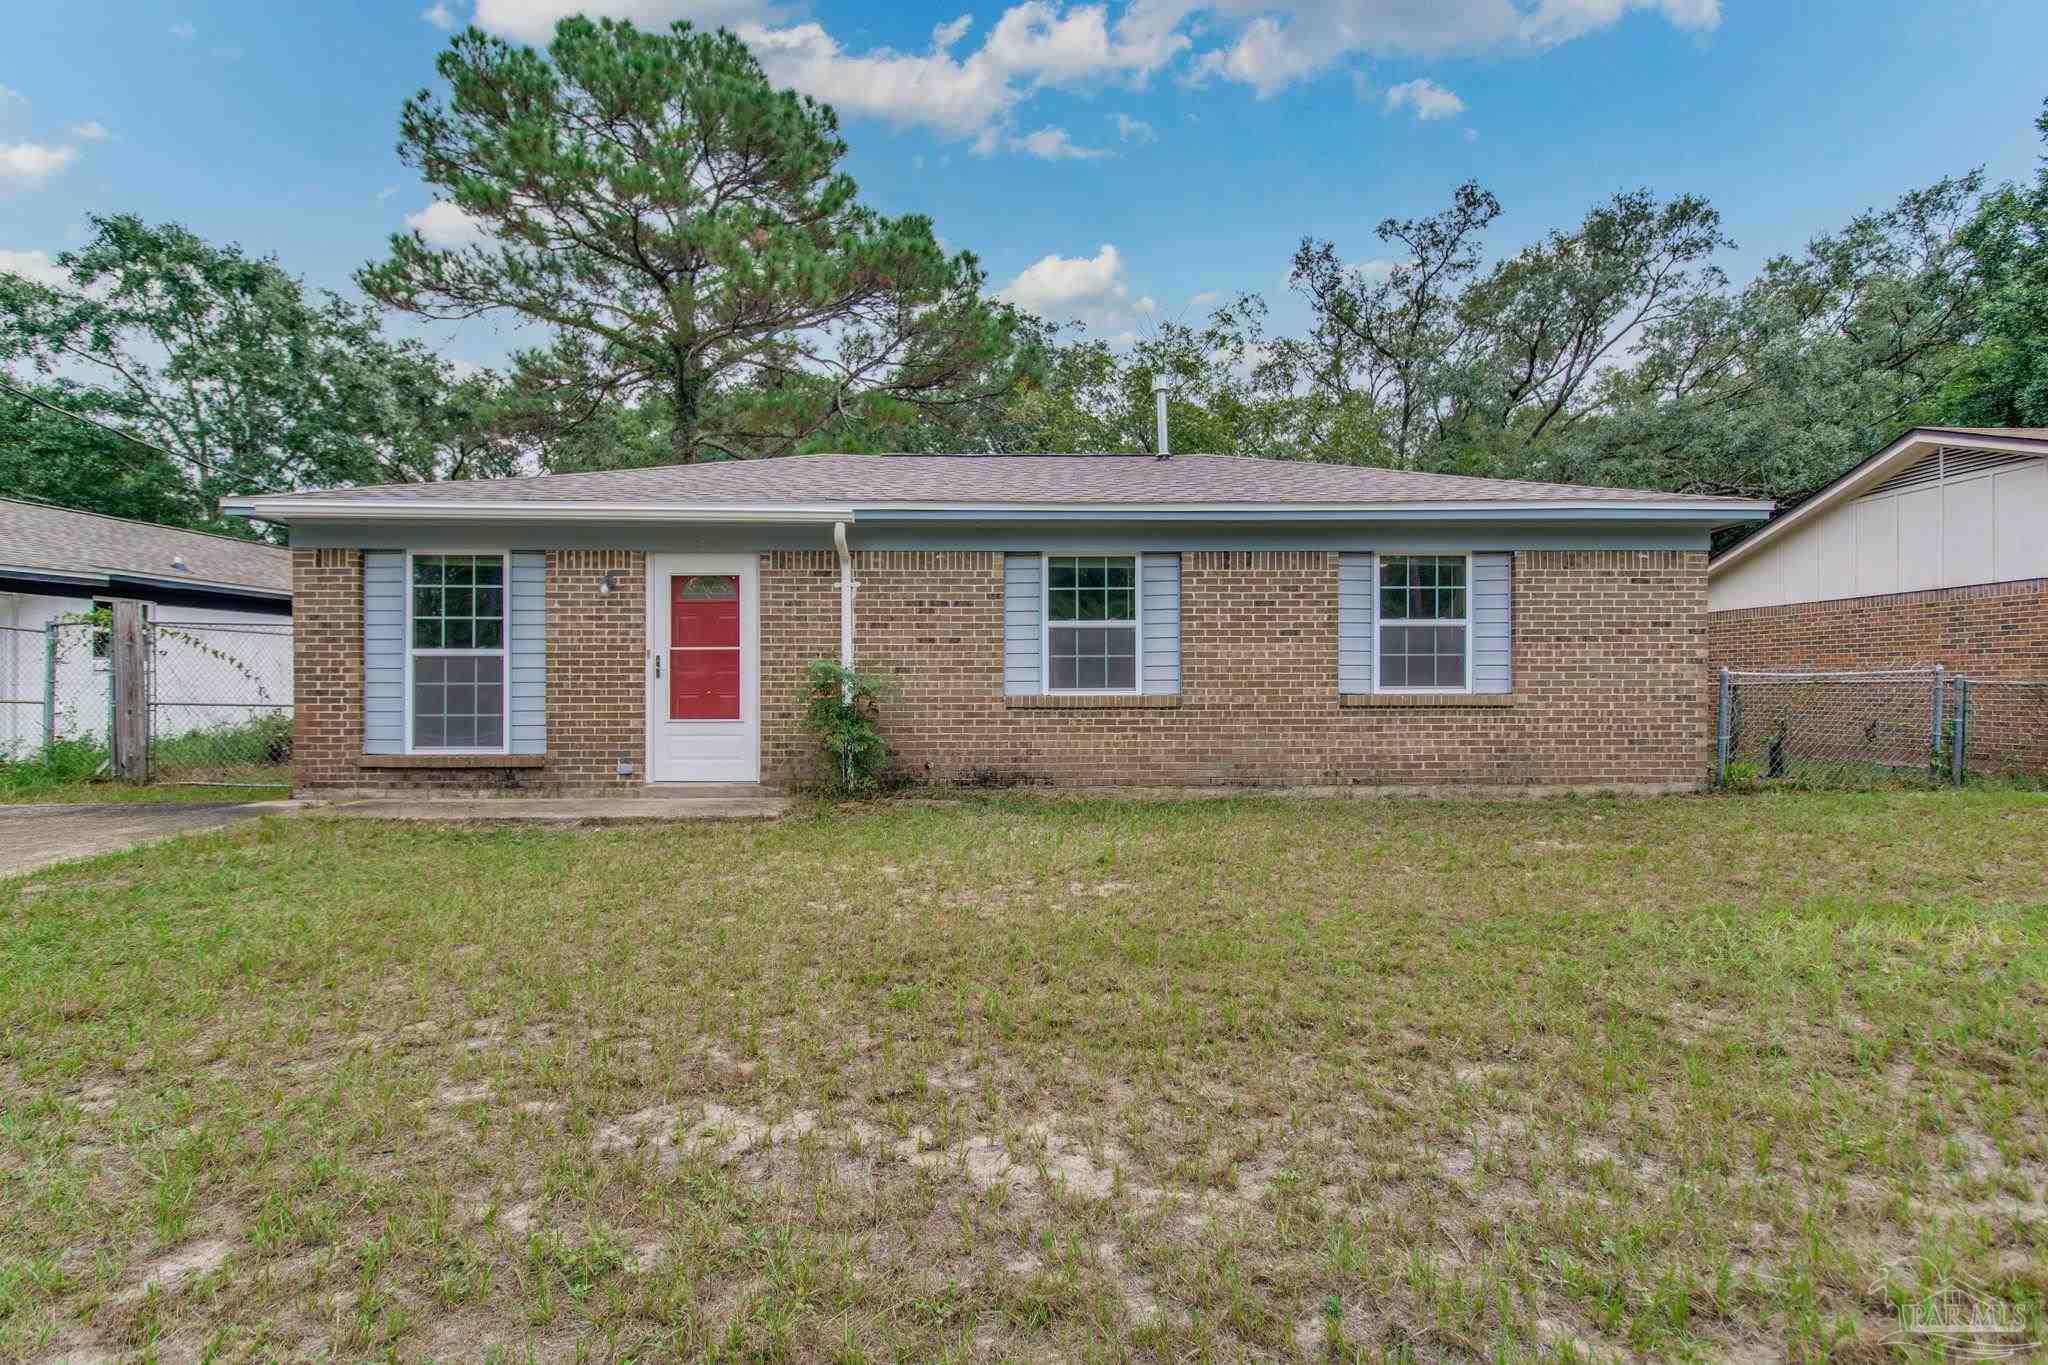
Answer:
(833, 520, 857, 680)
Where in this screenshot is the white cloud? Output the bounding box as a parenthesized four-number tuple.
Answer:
(997, 243, 1156, 332)
(1383, 77, 1464, 120)
(1111, 112, 1156, 143)
(739, 3, 1185, 152)
(463, 0, 1713, 147)
(466, 0, 1181, 155)
(68, 120, 110, 141)
(421, 2, 460, 29)
(0, 248, 67, 287)
(0, 86, 25, 107)
(1013, 125, 1106, 160)
(1185, 0, 1718, 97)
(1187, 15, 1329, 97)
(0, 143, 76, 187)
(405, 200, 491, 247)
(473, 0, 769, 45)
(169, 21, 195, 39)
(740, 22, 1018, 145)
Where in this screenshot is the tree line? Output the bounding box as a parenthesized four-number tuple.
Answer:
(4, 15, 2047, 540)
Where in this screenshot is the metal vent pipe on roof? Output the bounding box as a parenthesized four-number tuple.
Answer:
(1152, 375, 1171, 459)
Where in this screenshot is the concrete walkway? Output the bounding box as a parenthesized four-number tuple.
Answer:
(327, 792, 790, 824)
(0, 800, 301, 878)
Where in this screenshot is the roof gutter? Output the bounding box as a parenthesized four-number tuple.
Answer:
(860, 500, 1768, 524)
(223, 496, 1768, 527)
(0, 562, 290, 600)
(219, 498, 862, 526)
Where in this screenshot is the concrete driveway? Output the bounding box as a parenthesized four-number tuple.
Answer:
(0, 801, 297, 878)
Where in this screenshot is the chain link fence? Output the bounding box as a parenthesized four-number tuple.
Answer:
(1, 615, 292, 787)
(1716, 668, 2047, 788)
(146, 621, 294, 786)
(1, 621, 115, 762)
(1948, 678, 2048, 781)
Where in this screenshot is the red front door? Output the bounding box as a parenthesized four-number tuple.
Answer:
(669, 575, 740, 720)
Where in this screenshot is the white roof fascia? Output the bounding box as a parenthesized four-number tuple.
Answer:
(224, 496, 1768, 526)
(220, 499, 862, 525)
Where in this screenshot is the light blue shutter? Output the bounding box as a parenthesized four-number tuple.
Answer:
(362, 551, 405, 754)
(509, 551, 547, 753)
(1003, 553, 1040, 695)
(1338, 552, 1374, 693)
(1472, 551, 1512, 694)
(1141, 553, 1180, 695)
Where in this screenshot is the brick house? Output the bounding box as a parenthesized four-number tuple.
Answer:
(1709, 428, 2048, 677)
(223, 455, 1767, 795)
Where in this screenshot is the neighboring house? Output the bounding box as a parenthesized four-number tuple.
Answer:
(222, 454, 1768, 795)
(0, 498, 293, 756)
(1710, 428, 2048, 675)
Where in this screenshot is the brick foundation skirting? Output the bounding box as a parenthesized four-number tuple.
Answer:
(1709, 578, 2048, 677)
(294, 546, 1712, 794)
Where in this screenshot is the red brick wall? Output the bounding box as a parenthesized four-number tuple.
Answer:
(290, 549, 363, 786)
(1709, 579, 2048, 678)
(293, 545, 1711, 794)
(542, 550, 645, 790)
(761, 548, 1710, 790)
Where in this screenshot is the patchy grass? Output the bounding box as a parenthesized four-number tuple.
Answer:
(0, 779, 291, 805)
(2, 737, 287, 804)
(1, 790, 2044, 1362)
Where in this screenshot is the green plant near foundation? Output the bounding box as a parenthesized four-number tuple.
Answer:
(799, 660, 898, 795)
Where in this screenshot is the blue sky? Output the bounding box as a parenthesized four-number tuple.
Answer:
(5, 0, 2047, 371)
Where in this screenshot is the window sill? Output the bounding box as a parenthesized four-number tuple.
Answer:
(1340, 693, 1513, 709)
(1006, 693, 1181, 710)
(358, 754, 547, 769)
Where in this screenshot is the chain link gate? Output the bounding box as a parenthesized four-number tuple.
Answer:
(1716, 669, 1948, 787)
(1717, 668, 2048, 787)
(1946, 678, 2048, 783)
(144, 621, 294, 786)
(1, 620, 115, 762)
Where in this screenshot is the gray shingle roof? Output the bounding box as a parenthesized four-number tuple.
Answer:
(0, 498, 292, 594)
(244, 453, 1748, 509)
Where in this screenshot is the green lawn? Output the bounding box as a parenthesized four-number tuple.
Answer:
(2, 792, 2044, 1362)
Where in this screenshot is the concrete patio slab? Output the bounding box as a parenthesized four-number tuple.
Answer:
(0, 800, 305, 878)
(327, 794, 790, 823)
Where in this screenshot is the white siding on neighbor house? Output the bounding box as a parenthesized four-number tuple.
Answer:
(1141, 553, 1180, 695)
(0, 591, 85, 759)
(1337, 552, 1374, 693)
(362, 550, 406, 755)
(1472, 551, 1513, 694)
(509, 551, 546, 755)
(146, 604, 293, 737)
(1, 590, 291, 758)
(1002, 552, 1040, 696)
(1712, 453, 2048, 611)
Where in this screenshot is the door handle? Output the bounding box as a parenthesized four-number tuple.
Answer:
(653, 651, 661, 679)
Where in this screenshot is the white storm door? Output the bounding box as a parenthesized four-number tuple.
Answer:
(646, 554, 760, 783)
